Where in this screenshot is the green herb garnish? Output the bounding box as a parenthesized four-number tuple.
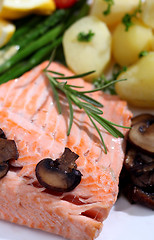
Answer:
(122, 0, 142, 31)
(93, 64, 127, 95)
(112, 64, 127, 79)
(139, 50, 149, 58)
(44, 54, 129, 154)
(103, 0, 114, 15)
(77, 30, 95, 42)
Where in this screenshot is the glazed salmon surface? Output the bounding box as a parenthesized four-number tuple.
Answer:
(0, 62, 132, 240)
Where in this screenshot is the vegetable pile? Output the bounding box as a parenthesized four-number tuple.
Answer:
(0, 0, 89, 83)
(62, 0, 154, 107)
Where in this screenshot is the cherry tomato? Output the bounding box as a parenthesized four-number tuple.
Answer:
(54, 0, 77, 9)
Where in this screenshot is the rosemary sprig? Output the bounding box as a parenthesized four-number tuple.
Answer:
(44, 63, 130, 154)
(93, 64, 127, 95)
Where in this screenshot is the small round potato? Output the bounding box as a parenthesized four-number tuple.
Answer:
(63, 16, 111, 81)
(152, 36, 154, 51)
(115, 52, 154, 108)
(141, 0, 154, 29)
(112, 21, 153, 66)
(90, 0, 139, 28)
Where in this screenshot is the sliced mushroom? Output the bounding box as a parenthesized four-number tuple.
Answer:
(128, 114, 154, 155)
(35, 148, 82, 192)
(131, 114, 154, 126)
(0, 138, 19, 163)
(120, 114, 154, 210)
(0, 129, 19, 179)
(124, 148, 154, 188)
(123, 183, 154, 210)
(0, 162, 9, 179)
(0, 128, 6, 139)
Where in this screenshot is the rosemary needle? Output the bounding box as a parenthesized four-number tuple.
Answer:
(46, 70, 95, 79)
(44, 64, 130, 153)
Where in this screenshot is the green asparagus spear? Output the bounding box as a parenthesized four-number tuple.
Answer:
(66, 2, 90, 28)
(0, 37, 62, 84)
(0, 0, 89, 82)
(7, 15, 44, 46)
(0, 24, 64, 74)
(13, 9, 68, 49)
(0, 9, 67, 55)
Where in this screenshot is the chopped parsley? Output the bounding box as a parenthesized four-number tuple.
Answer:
(122, 14, 134, 32)
(103, 0, 114, 15)
(93, 64, 127, 95)
(139, 51, 149, 58)
(77, 30, 95, 42)
(112, 64, 127, 80)
(122, 0, 142, 31)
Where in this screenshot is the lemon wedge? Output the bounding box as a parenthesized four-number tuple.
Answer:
(0, 19, 15, 47)
(0, 0, 56, 19)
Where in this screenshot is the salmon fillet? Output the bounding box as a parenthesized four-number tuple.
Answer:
(0, 62, 132, 240)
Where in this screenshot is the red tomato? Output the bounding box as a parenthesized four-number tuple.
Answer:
(54, 0, 77, 9)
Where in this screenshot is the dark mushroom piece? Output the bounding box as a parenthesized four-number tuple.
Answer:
(0, 132, 19, 179)
(0, 162, 9, 179)
(0, 138, 19, 163)
(131, 114, 154, 126)
(123, 183, 154, 210)
(128, 114, 154, 155)
(0, 128, 6, 139)
(120, 114, 154, 210)
(35, 148, 82, 192)
(124, 148, 154, 189)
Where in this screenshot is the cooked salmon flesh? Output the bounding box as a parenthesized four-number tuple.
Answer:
(0, 62, 132, 240)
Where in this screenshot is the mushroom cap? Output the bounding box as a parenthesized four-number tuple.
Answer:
(0, 162, 9, 179)
(131, 114, 154, 126)
(128, 114, 154, 155)
(125, 148, 154, 189)
(36, 158, 82, 192)
(0, 128, 6, 139)
(0, 138, 19, 163)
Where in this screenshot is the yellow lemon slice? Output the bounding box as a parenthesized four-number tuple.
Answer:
(0, 0, 56, 19)
(0, 19, 15, 47)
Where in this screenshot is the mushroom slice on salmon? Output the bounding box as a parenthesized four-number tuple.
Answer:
(0, 62, 132, 240)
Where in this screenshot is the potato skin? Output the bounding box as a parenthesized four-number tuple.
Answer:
(63, 16, 111, 81)
(112, 21, 153, 66)
(152, 36, 154, 51)
(115, 52, 154, 108)
(90, 0, 139, 28)
(141, 0, 154, 29)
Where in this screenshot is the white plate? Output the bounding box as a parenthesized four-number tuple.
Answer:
(0, 195, 153, 240)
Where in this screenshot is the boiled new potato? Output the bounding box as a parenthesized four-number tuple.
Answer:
(90, 0, 139, 28)
(141, 0, 154, 29)
(63, 16, 111, 81)
(152, 36, 154, 51)
(115, 52, 154, 108)
(112, 21, 153, 66)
